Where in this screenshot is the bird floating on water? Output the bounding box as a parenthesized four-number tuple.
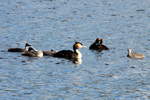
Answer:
(89, 38, 109, 51)
(22, 43, 43, 57)
(8, 42, 31, 52)
(127, 48, 144, 59)
(52, 42, 86, 59)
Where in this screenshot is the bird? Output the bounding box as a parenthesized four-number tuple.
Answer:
(8, 48, 25, 52)
(127, 48, 144, 59)
(8, 43, 31, 52)
(22, 43, 43, 57)
(43, 49, 57, 56)
(24, 43, 32, 50)
(89, 38, 109, 51)
(52, 42, 86, 59)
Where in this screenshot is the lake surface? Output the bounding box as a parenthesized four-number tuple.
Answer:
(0, 0, 150, 99)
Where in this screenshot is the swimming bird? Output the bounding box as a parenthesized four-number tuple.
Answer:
(43, 50, 57, 56)
(8, 48, 25, 52)
(89, 38, 109, 51)
(24, 43, 31, 50)
(22, 43, 43, 57)
(52, 42, 86, 59)
(8, 43, 31, 52)
(127, 48, 144, 59)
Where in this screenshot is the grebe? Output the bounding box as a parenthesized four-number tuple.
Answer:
(43, 50, 57, 56)
(24, 43, 31, 49)
(8, 43, 31, 52)
(52, 42, 86, 59)
(8, 48, 25, 52)
(127, 48, 144, 59)
(89, 38, 109, 51)
(22, 43, 43, 57)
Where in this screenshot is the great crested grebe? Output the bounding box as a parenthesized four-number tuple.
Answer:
(52, 42, 86, 59)
(8, 48, 25, 52)
(22, 43, 43, 57)
(127, 48, 144, 59)
(8, 43, 31, 52)
(89, 38, 109, 51)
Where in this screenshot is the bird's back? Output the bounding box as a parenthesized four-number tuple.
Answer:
(53, 50, 75, 59)
(89, 44, 109, 50)
(131, 52, 144, 59)
(127, 50, 144, 59)
(8, 48, 25, 52)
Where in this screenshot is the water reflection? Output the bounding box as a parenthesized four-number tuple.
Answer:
(72, 58, 82, 64)
(90, 50, 104, 59)
(55, 58, 82, 65)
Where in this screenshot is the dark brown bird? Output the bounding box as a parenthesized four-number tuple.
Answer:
(8, 48, 25, 52)
(43, 50, 57, 56)
(8, 43, 31, 52)
(89, 38, 109, 51)
(52, 42, 86, 59)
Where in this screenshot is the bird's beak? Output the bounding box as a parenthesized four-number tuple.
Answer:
(82, 45, 87, 48)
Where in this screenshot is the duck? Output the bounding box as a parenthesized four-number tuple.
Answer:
(127, 48, 144, 59)
(22, 43, 43, 57)
(52, 42, 86, 59)
(89, 38, 109, 51)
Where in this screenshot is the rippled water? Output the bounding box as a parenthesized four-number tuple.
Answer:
(0, 0, 150, 99)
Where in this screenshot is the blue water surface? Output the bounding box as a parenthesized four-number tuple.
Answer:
(0, 0, 150, 100)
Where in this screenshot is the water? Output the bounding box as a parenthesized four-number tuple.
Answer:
(0, 0, 150, 99)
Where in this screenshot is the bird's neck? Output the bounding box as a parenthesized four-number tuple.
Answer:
(74, 49, 82, 58)
(25, 46, 29, 51)
(128, 50, 133, 56)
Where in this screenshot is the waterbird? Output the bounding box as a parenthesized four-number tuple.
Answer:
(52, 42, 86, 59)
(89, 38, 109, 51)
(127, 48, 144, 59)
(8, 43, 31, 52)
(22, 43, 43, 57)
